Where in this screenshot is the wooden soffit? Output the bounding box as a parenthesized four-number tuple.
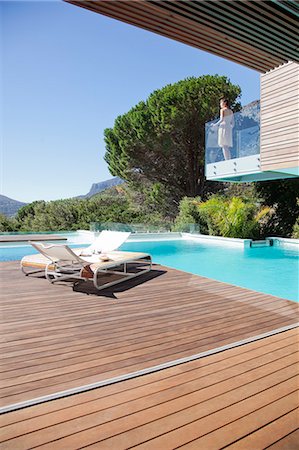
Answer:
(65, 0, 299, 72)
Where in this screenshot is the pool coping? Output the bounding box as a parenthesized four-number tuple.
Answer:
(1, 231, 298, 247)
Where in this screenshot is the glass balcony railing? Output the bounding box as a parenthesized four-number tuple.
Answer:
(205, 100, 260, 169)
(90, 222, 200, 234)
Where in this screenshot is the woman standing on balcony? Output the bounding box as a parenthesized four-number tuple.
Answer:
(214, 98, 234, 160)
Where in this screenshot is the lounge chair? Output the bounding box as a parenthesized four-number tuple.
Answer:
(21, 230, 130, 276)
(21, 241, 152, 291)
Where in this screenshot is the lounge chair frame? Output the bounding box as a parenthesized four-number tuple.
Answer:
(21, 265, 46, 276)
(21, 242, 152, 291)
(44, 256, 152, 290)
(91, 257, 152, 290)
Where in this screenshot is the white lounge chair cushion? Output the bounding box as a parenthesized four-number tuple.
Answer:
(80, 231, 131, 256)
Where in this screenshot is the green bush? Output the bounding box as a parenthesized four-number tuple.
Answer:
(199, 196, 271, 239)
(0, 214, 16, 232)
(172, 197, 204, 232)
(174, 195, 272, 239)
(292, 220, 299, 238)
(292, 199, 299, 238)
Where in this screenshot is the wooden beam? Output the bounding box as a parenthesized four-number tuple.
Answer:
(158, 1, 294, 63)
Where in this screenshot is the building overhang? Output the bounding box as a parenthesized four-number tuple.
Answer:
(209, 171, 299, 183)
(65, 0, 299, 72)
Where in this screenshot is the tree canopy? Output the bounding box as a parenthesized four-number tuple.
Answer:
(255, 179, 299, 237)
(1, 186, 170, 232)
(104, 75, 241, 202)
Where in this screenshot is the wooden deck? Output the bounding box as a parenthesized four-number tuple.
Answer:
(0, 260, 298, 412)
(1, 329, 298, 449)
(0, 234, 67, 243)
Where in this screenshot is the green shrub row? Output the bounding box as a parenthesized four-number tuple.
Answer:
(1, 188, 298, 240)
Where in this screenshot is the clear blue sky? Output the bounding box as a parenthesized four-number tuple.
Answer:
(1, 0, 260, 202)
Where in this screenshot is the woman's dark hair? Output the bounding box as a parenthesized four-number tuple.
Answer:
(220, 98, 229, 107)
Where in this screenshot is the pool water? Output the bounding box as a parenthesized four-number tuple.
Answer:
(0, 232, 92, 261)
(0, 243, 87, 262)
(121, 239, 298, 302)
(1, 238, 298, 302)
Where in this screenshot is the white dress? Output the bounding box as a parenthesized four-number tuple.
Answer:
(218, 113, 233, 147)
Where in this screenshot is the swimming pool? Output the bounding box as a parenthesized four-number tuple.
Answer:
(122, 239, 298, 302)
(0, 236, 298, 302)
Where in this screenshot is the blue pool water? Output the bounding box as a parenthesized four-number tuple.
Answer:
(121, 239, 298, 302)
(1, 238, 298, 302)
(0, 243, 86, 262)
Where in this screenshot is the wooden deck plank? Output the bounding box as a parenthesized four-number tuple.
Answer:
(1, 296, 294, 337)
(1, 317, 297, 406)
(224, 409, 299, 449)
(2, 298, 291, 347)
(266, 429, 299, 450)
(1, 285, 292, 326)
(1, 329, 296, 428)
(0, 331, 297, 450)
(175, 392, 298, 450)
(94, 382, 297, 450)
(0, 261, 298, 408)
(0, 300, 292, 349)
(0, 308, 295, 376)
(0, 307, 295, 375)
(1, 341, 297, 441)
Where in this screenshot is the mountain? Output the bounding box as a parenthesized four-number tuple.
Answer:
(0, 178, 124, 217)
(0, 195, 27, 217)
(78, 177, 124, 198)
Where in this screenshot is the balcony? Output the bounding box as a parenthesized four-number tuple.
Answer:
(205, 99, 298, 182)
(205, 101, 264, 182)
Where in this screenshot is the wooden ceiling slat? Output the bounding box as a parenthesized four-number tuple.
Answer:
(65, 0, 299, 72)
(182, 0, 299, 58)
(270, 0, 299, 21)
(248, 0, 299, 31)
(134, 0, 283, 68)
(160, 1, 296, 63)
(271, 0, 299, 16)
(179, 0, 294, 43)
(195, 1, 298, 52)
(140, 0, 280, 65)
(239, 0, 299, 33)
(165, 0, 284, 52)
(191, 0, 296, 43)
(244, 0, 298, 34)
(83, 0, 274, 70)
(241, 5, 297, 43)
